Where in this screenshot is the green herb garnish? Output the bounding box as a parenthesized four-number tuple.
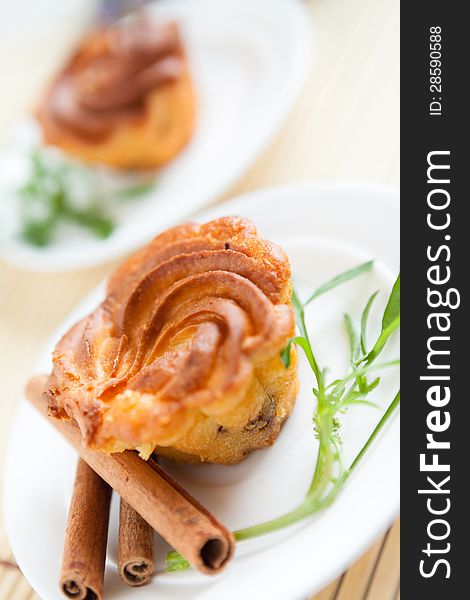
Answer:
(165, 261, 400, 571)
(304, 259, 374, 306)
(18, 149, 152, 246)
(165, 551, 191, 572)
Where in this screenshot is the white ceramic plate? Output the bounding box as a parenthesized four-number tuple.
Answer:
(0, 0, 312, 271)
(3, 183, 400, 600)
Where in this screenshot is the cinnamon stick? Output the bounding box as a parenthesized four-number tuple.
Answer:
(26, 375, 235, 575)
(118, 499, 154, 586)
(61, 459, 112, 600)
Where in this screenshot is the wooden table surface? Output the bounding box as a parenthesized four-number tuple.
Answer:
(0, 0, 400, 598)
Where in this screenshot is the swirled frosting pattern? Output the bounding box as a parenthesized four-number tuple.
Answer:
(40, 18, 185, 141)
(45, 217, 298, 463)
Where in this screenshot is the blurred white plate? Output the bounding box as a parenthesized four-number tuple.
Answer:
(0, 0, 312, 271)
(4, 183, 400, 600)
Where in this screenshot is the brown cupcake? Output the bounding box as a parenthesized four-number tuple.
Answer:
(37, 18, 195, 169)
(45, 217, 299, 464)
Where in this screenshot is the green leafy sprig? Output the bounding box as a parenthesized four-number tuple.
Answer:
(165, 551, 191, 572)
(18, 149, 152, 247)
(165, 261, 400, 569)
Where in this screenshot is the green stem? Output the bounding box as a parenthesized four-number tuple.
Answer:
(232, 390, 400, 542)
(328, 359, 400, 394)
(308, 412, 336, 496)
(233, 502, 318, 541)
(292, 290, 322, 383)
(304, 260, 374, 306)
(347, 390, 400, 474)
(362, 317, 400, 365)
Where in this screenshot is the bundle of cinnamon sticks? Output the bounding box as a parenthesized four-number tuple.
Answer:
(26, 375, 235, 600)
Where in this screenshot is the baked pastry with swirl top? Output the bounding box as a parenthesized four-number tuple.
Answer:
(45, 217, 298, 464)
(37, 18, 195, 169)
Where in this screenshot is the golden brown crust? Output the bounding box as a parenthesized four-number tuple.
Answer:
(45, 217, 298, 463)
(36, 19, 195, 169)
